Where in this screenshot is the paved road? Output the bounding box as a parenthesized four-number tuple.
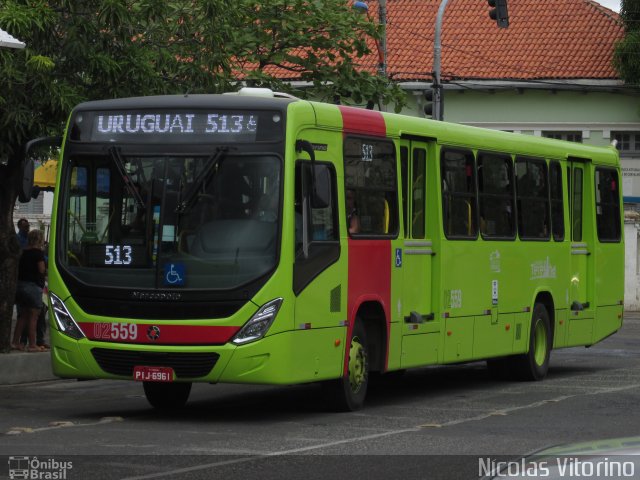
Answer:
(1, 315, 640, 479)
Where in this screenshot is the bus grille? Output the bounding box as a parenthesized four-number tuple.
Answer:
(91, 348, 220, 379)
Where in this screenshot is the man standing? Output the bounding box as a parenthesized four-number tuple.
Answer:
(16, 218, 29, 249)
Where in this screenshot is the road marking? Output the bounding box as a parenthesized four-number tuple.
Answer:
(121, 427, 424, 480)
(5, 416, 123, 435)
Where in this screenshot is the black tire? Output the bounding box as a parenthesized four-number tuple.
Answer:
(143, 381, 192, 410)
(514, 303, 552, 381)
(323, 320, 369, 411)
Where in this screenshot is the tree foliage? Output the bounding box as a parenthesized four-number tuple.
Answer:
(233, 0, 406, 108)
(614, 0, 640, 85)
(0, 0, 406, 351)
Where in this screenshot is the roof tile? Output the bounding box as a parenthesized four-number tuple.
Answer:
(261, 0, 623, 82)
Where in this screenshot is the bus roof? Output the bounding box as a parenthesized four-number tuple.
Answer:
(70, 93, 298, 113)
(306, 100, 620, 168)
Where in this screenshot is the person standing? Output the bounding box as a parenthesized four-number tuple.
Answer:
(12, 229, 47, 352)
(16, 218, 29, 248)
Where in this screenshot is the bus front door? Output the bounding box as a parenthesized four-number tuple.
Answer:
(568, 158, 595, 345)
(398, 139, 438, 368)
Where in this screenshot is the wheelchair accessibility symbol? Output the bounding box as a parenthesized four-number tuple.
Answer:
(163, 263, 185, 286)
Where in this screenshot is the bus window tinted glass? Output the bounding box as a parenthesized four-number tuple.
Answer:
(295, 162, 338, 253)
(572, 167, 583, 242)
(595, 168, 621, 242)
(441, 148, 477, 239)
(62, 154, 282, 289)
(412, 148, 426, 239)
(516, 157, 550, 240)
(549, 161, 564, 241)
(400, 146, 409, 237)
(344, 137, 398, 236)
(478, 152, 514, 238)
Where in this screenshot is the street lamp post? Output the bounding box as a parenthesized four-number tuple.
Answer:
(432, 0, 450, 121)
(353, 0, 387, 110)
(378, 0, 387, 79)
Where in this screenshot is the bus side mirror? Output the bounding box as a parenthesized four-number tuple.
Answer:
(311, 165, 331, 209)
(20, 136, 62, 202)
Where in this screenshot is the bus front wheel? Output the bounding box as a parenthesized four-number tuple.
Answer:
(323, 320, 369, 411)
(515, 303, 552, 381)
(143, 381, 192, 410)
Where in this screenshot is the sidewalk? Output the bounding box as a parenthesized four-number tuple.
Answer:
(2, 309, 57, 385)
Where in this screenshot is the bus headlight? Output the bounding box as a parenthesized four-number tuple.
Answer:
(49, 292, 85, 340)
(232, 298, 283, 345)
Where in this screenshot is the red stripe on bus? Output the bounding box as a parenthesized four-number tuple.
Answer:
(338, 106, 386, 137)
(79, 322, 240, 345)
(345, 239, 391, 373)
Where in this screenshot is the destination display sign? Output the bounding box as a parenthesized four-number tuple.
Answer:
(83, 109, 281, 143)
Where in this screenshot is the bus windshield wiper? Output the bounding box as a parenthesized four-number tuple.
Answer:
(108, 146, 145, 211)
(175, 146, 228, 214)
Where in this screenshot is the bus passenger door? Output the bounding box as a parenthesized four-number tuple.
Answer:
(399, 139, 437, 368)
(568, 157, 594, 345)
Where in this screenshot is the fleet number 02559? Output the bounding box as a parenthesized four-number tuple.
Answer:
(93, 323, 138, 341)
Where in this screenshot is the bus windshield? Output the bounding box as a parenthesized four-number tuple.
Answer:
(60, 151, 281, 290)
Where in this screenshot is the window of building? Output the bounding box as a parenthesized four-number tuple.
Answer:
(441, 148, 477, 239)
(542, 131, 583, 143)
(477, 151, 515, 239)
(612, 132, 640, 154)
(516, 156, 550, 240)
(595, 168, 621, 242)
(344, 137, 398, 237)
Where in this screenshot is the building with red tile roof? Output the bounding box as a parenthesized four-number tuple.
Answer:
(265, 0, 624, 83)
(384, 0, 623, 82)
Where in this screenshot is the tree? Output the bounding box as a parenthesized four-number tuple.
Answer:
(0, 0, 406, 352)
(232, 0, 406, 108)
(614, 0, 640, 85)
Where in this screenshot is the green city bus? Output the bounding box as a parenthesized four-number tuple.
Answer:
(45, 88, 624, 410)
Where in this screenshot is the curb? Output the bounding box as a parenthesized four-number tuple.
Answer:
(1, 350, 57, 385)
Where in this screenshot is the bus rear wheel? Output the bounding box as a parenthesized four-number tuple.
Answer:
(323, 320, 369, 411)
(143, 381, 192, 410)
(515, 303, 551, 381)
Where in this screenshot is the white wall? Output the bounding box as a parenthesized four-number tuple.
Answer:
(624, 222, 640, 310)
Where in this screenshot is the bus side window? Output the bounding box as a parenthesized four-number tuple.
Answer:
(595, 167, 621, 242)
(549, 161, 565, 241)
(478, 151, 515, 239)
(295, 162, 339, 255)
(400, 146, 409, 237)
(441, 148, 477, 239)
(343, 137, 398, 237)
(516, 156, 550, 240)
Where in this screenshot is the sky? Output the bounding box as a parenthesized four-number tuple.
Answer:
(595, 0, 620, 12)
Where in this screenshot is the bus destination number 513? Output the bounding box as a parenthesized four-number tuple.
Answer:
(105, 245, 133, 265)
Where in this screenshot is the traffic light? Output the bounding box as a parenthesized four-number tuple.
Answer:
(424, 86, 443, 120)
(488, 0, 509, 28)
(424, 89, 434, 118)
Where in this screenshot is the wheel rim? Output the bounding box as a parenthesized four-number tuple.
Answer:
(348, 335, 367, 394)
(533, 318, 547, 366)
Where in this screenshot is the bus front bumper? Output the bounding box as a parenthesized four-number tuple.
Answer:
(50, 326, 345, 385)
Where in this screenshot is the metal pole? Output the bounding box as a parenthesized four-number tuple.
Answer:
(378, 0, 387, 78)
(433, 0, 450, 121)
